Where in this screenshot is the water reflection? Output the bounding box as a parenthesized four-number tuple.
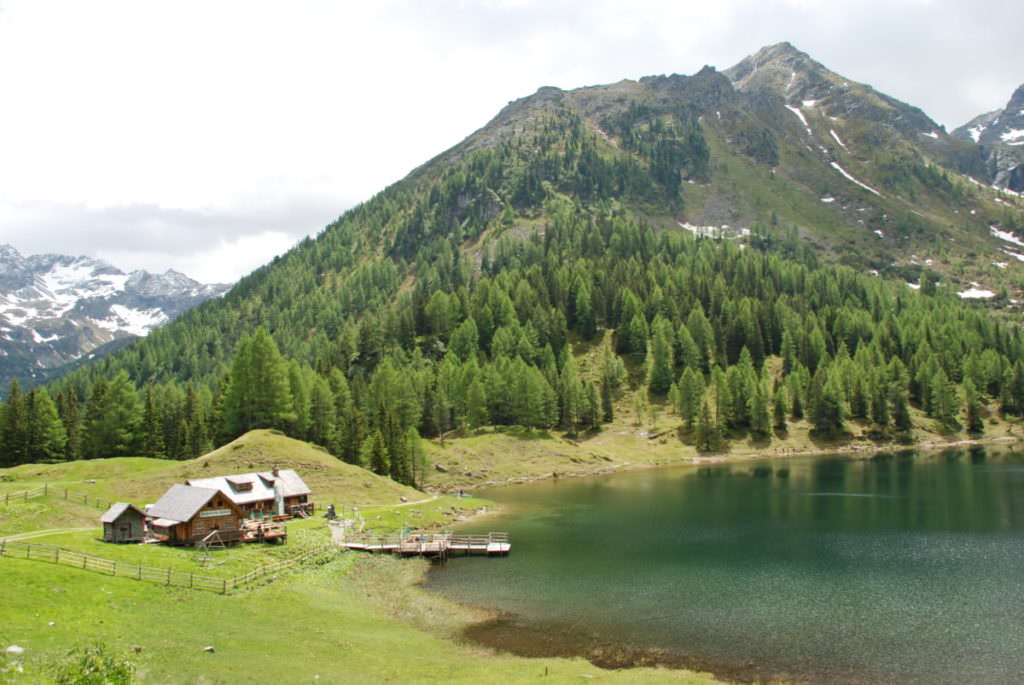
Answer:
(427, 447, 1024, 684)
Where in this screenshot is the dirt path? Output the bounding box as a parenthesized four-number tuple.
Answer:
(1, 527, 93, 542)
(354, 495, 439, 508)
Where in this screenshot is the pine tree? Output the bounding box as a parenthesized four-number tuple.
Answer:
(678, 367, 704, 428)
(26, 388, 67, 463)
(601, 378, 614, 423)
(308, 375, 338, 449)
(1, 379, 28, 466)
(184, 384, 210, 457)
(809, 365, 845, 438)
(82, 373, 140, 458)
(466, 378, 489, 428)
(558, 352, 585, 431)
(773, 385, 789, 433)
(963, 377, 984, 435)
(869, 370, 890, 429)
(339, 404, 367, 465)
(57, 389, 82, 461)
(891, 387, 913, 437)
(647, 316, 676, 395)
(141, 385, 166, 459)
(223, 327, 296, 437)
(360, 431, 388, 474)
(930, 368, 959, 430)
(695, 398, 721, 452)
(748, 383, 771, 439)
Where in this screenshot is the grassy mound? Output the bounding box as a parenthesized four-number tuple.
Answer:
(0, 429, 422, 511)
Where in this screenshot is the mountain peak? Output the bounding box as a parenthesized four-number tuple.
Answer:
(723, 42, 833, 104)
(0, 247, 232, 385)
(1008, 82, 1024, 112)
(952, 82, 1024, 191)
(0, 243, 23, 259)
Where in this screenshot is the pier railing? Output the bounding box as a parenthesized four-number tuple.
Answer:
(341, 531, 510, 558)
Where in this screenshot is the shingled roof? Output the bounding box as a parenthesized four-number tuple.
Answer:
(146, 484, 220, 523)
(99, 502, 145, 524)
(186, 469, 311, 506)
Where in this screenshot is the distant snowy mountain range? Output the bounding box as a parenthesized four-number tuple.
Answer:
(0, 244, 230, 385)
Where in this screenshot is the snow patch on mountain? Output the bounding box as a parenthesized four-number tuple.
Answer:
(829, 129, 850, 153)
(990, 226, 1024, 247)
(785, 105, 812, 135)
(0, 244, 231, 384)
(1002, 128, 1024, 145)
(830, 162, 882, 196)
(958, 286, 995, 299)
(93, 305, 169, 337)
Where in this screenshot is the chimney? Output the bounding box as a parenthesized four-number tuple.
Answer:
(272, 465, 280, 477)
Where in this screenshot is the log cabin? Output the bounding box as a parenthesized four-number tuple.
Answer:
(186, 467, 313, 517)
(146, 484, 245, 546)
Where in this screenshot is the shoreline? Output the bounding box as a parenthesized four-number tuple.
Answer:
(411, 433, 1024, 683)
(426, 433, 1022, 495)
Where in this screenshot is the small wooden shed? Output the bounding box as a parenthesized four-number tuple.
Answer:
(100, 503, 147, 543)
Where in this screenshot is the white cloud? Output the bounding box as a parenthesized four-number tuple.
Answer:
(0, 0, 1020, 283)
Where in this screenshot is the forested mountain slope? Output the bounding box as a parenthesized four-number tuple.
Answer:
(3, 44, 1024, 482)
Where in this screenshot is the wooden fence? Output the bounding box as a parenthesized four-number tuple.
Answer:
(0, 483, 115, 511)
(1, 485, 48, 505)
(0, 538, 336, 594)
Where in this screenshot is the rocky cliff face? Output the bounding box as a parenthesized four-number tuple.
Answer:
(953, 84, 1024, 191)
(0, 245, 230, 385)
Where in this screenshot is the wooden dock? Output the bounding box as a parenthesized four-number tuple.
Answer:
(341, 531, 509, 560)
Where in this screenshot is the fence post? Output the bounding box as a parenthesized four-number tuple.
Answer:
(112, 561, 116, 576)
(54, 548, 59, 563)
(190, 573, 193, 589)
(167, 568, 171, 585)
(64, 489, 68, 500)
(222, 579, 227, 594)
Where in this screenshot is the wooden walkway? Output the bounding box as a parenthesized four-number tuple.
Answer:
(341, 531, 510, 560)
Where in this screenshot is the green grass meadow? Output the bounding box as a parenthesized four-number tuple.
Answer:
(0, 430, 718, 684)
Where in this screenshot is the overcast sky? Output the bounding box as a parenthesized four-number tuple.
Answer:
(0, 0, 1020, 283)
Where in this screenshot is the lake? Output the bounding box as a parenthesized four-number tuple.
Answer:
(425, 448, 1024, 683)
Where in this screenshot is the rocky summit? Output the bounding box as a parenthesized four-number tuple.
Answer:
(0, 245, 229, 385)
(953, 83, 1024, 192)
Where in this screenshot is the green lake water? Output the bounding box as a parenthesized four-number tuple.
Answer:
(425, 448, 1024, 683)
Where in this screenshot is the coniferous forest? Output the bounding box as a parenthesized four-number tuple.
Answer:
(1, 106, 1022, 486)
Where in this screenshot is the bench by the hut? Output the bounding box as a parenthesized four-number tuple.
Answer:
(186, 467, 313, 518)
(146, 484, 245, 547)
(100, 503, 146, 543)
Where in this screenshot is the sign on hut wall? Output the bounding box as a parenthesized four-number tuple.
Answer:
(200, 509, 232, 518)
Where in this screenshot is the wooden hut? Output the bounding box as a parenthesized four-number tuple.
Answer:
(146, 484, 245, 546)
(100, 503, 146, 543)
(187, 467, 313, 517)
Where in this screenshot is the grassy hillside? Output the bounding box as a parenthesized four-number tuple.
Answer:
(0, 430, 421, 506)
(0, 431, 720, 684)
